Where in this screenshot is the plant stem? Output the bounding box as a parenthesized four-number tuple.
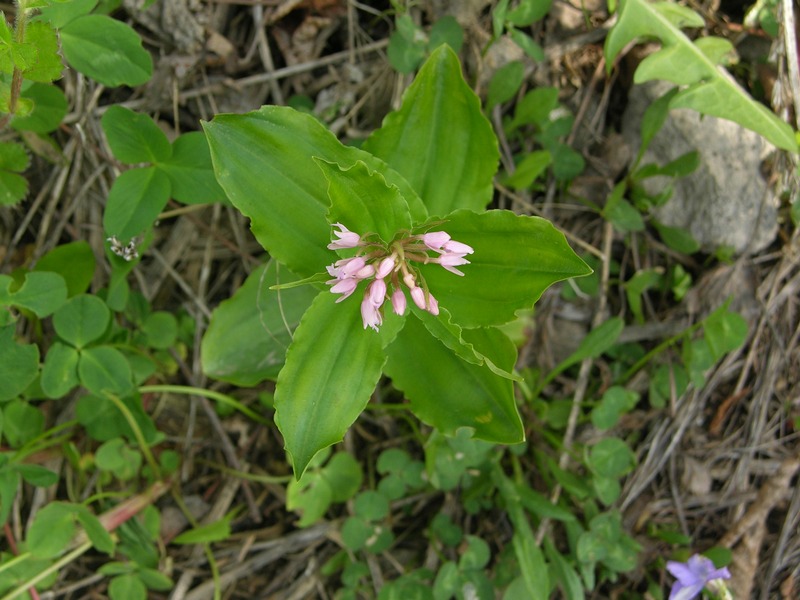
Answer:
(139, 384, 271, 425)
(0, 541, 93, 600)
(104, 393, 161, 479)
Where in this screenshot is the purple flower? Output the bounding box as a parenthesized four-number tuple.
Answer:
(327, 223, 361, 249)
(443, 240, 473, 254)
(666, 555, 731, 600)
(376, 256, 395, 279)
(436, 252, 471, 276)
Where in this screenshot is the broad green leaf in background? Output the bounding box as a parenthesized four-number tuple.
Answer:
(76, 394, 159, 444)
(319, 159, 412, 244)
(103, 166, 171, 241)
(0, 140, 30, 205)
(172, 513, 233, 544)
(384, 317, 523, 443)
(12, 82, 67, 132)
(60, 15, 152, 87)
(202, 260, 317, 386)
(274, 293, 391, 476)
(0, 270, 67, 317)
(28, 502, 77, 558)
(53, 294, 110, 348)
(108, 575, 147, 600)
(506, 0, 553, 26)
(591, 386, 639, 430)
(204, 106, 427, 278)
(587, 438, 636, 478)
(0, 326, 39, 401)
(704, 307, 748, 359)
(503, 149, 551, 190)
(418, 209, 592, 327)
(34, 240, 96, 297)
(604, 0, 797, 152)
(365, 46, 499, 215)
(157, 132, 225, 204)
(101, 106, 171, 164)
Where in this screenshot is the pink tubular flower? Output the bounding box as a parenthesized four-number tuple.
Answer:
(437, 253, 471, 276)
(327, 223, 361, 250)
(443, 240, 473, 254)
(325, 223, 472, 330)
(422, 231, 451, 250)
(391, 289, 406, 315)
(376, 256, 395, 279)
(360, 294, 382, 331)
(368, 278, 386, 306)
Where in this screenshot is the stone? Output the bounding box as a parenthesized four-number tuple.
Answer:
(621, 81, 779, 255)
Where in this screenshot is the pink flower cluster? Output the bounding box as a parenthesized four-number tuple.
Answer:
(325, 223, 474, 331)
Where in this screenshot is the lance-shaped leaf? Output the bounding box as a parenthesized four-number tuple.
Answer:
(103, 167, 171, 241)
(364, 45, 499, 215)
(604, 0, 797, 152)
(384, 316, 523, 443)
(202, 260, 317, 386)
(419, 209, 591, 328)
(274, 293, 387, 477)
(203, 107, 427, 278)
(318, 159, 412, 244)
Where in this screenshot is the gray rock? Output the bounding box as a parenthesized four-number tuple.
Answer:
(622, 81, 779, 255)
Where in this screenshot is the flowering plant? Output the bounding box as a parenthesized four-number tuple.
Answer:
(201, 46, 591, 476)
(666, 554, 732, 600)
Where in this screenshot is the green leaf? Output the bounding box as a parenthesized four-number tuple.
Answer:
(14, 464, 58, 487)
(603, 182, 645, 233)
(11, 82, 67, 132)
(28, 502, 76, 558)
(274, 293, 388, 477)
(0, 136, 30, 201)
(509, 28, 545, 61)
(60, 15, 152, 87)
(0, 170, 29, 205)
(0, 326, 39, 401)
(354, 490, 389, 521)
(365, 46, 499, 216)
(323, 452, 363, 503)
(385, 316, 523, 443)
(418, 209, 591, 327)
(138, 568, 173, 591)
(604, 0, 797, 152)
(624, 268, 662, 324)
(587, 438, 636, 478)
(2, 400, 44, 447)
(653, 221, 700, 254)
(76, 393, 158, 444)
(648, 363, 689, 408)
(318, 159, 412, 244)
(0, 270, 67, 317)
(41, 341, 80, 398)
(387, 15, 427, 74)
(172, 513, 233, 544)
(487, 60, 525, 110)
(504, 150, 551, 190)
(53, 294, 110, 348)
(95, 438, 141, 480)
(506, 0, 553, 26)
(34, 240, 96, 297)
(78, 345, 133, 396)
(414, 307, 521, 381)
(428, 16, 463, 54)
(103, 166, 171, 241)
(36, 0, 98, 28)
(203, 106, 427, 278)
(156, 131, 225, 204)
(509, 87, 559, 130)
(703, 308, 748, 359)
(544, 537, 585, 600)
(20, 21, 63, 82)
(0, 468, 19, 526)
(202, 260, 317, 385)
(591, 386, 639, 430)
(101, 106, 171, 164)
(76, 508, 115, 554)
(141, 311, 177, 350)
(108, 574, 147, 600)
